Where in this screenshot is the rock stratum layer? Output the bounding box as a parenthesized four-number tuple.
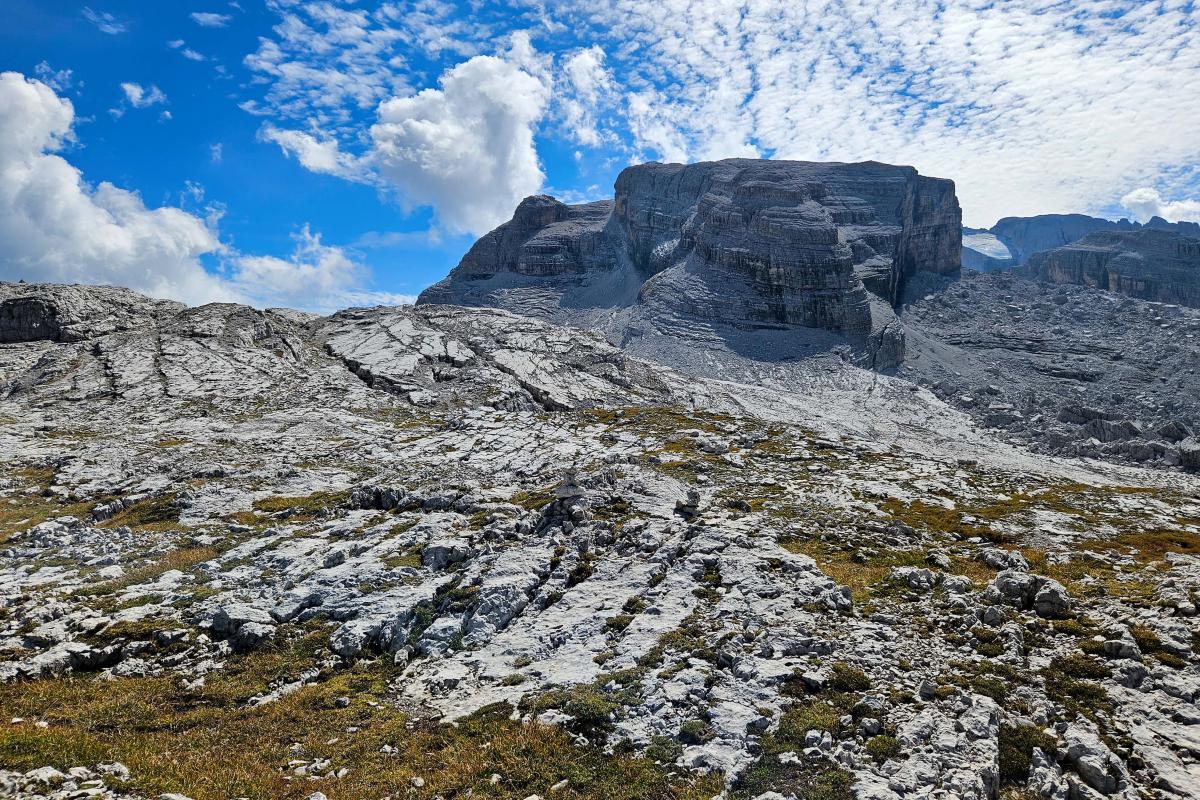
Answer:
(2, 281, 1200, 800)
(962, 214, 1200, 271)
(1022, 229, 1200, 309)
(420, 159, 962, 368)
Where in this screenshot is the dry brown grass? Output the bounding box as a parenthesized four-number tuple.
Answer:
(0, 629, 721, 800)
(76, 546, 220, 599)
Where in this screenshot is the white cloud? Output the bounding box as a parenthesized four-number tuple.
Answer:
(190, 12, 232, 28)
(1120, 188, 1200, 225)
(0, 71, 229, 304)
(82, 7, 128, 35)
(243, 6, 569, 234)
(559, 46, 614, 147)
(231, 226, 414, 312)
(259, 126, 364, 180)
(243, 3, 412, 127)
(121, 82, 167, 108)
(557, 0, 1200, 226)
(168, 39, 186, 49)
(181, 48, 207, 62)
(210, 143, 223, 163)
(34, 62, 74, 93)
(0, 72, 401, 313)
(370, 53, 550, 235)
(237, 2, 1200, 230)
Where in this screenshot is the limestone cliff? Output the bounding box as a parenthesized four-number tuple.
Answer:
(1022, 228, 1200, 308)
(419, 159, 962, 367)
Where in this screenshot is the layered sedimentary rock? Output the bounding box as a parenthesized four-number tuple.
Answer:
(0, 283, 182, 343)
(962, 213, 1200, 268)
(1022, 228, 1200, 308)
(420, 159, 961, 364)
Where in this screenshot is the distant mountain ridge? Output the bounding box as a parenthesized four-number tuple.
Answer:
(962, 212, 1200, 270)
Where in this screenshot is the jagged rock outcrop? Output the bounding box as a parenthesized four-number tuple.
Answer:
(899, 269, 1200, 468)
(1022, 228, 1200, 308)
(420, 159, 961, 367)
(0, 283, 181, 343)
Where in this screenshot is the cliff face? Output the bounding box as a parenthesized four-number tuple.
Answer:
(990, 214, 1132, 265)
(1023, 229, 1200, 307)
(420, 159, 961, 364)
(965, 213, 1200, 268)
(450, 196, 615, 279)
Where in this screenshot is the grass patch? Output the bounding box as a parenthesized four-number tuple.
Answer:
(1042, 654, 1112, 723)
(380, 546, 423, 570)
(252, 490, 350, 522)
(827, 662, 870, 693)
(510, 487, 556, 512)
(0, 466, 98, 543)
(864, 734, 900, 764)
(0, 629, 720, 800)
(999, 724, 1057, 785)
(98, 496, 182, 531)
(73, 546, 219, 599)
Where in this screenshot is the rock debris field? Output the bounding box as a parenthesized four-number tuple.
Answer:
(1, 282, 1198, 800)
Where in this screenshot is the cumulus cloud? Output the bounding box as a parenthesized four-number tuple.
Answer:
(231, 226, 415, 312)
(370, 53, 550, 234)
(1120, 188, 1200, 225)
(82, 7, 128, 35)
(0, 71, 230, 303)
(190, 12, 232, 28)
(0, 72, 400, 313)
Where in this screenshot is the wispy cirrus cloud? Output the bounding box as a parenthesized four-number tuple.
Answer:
(557, 0, 1200, 226)
(242, 1, 1200, 232)
(82, 7, 128, 34)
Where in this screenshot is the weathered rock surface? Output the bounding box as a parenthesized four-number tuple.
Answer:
(420, 159, 962, 368)
(2, 281, 1199, 800)
(1023, 228, 1200, 309)
(900, 270, 1200, 469)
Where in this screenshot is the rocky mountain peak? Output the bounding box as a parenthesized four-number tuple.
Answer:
(420, 158, 962, 369)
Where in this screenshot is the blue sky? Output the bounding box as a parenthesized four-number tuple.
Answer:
(1, 1, 1197, 310)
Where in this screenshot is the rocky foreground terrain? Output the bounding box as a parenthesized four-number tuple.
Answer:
(1, 280, 1199, 800)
